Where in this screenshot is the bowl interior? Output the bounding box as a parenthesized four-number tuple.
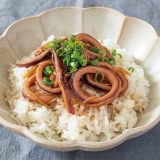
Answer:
(0, 7, 160, 145)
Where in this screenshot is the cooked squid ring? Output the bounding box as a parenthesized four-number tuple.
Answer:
(98, 62, 128, 95)
(76, 33, 111, 60)
(36, 60, 61, 93)
(16, 49, 52, 67)
(22, 75, 56, 105)
(76, 33, 105, 51)
(71, 66, 121, 106)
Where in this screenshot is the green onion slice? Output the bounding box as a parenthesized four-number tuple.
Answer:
(128, 67, 135, 72)
(116, 53, 122, 58)
(111, 49, 117, 56)
(107, 57, 116, 65)
(111, 49, 122, 58)
(42, 77, 54, 86)
(89, 47, 101, 53)
(90, 59, 99, 66)
(43, 65, 54, 77)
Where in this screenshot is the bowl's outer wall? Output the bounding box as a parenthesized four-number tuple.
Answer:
(0, 7, 160, 151)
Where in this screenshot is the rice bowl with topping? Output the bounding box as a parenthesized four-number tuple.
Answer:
(5, 33, 150, 142)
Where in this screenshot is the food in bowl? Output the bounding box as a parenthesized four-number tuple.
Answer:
(5, 33, 150, 142)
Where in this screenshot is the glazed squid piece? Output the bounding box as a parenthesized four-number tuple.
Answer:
(16, 33, 129, 114)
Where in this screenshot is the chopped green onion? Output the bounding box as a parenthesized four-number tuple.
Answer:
(69, 35, 76, 42)
(97, 50, 105, 62)
(98, 54, 105, 62)
(95, 72, 105, 83)
(79, 57, 87, 66)
(50, 39, 60, 50)
(111, 49, 122, 58)
(42, 77, 54, 86)
(43, 65, 54, 76)
(75, 45, 82, 52)
(116, 53, 122, 58)
(128, 67, 135, 72)
(108, 57, 116, 65)
(63, 55, 71, 67)
(70, 61, 82, 72)
(51, 34, 87, 73)
(89, 47, 101, 53)
(70, 67, 78, 73)
(90, 59, 99, 66)
(70, 61, 79, 73)
(70, 61, 79, 68)
(111, 49, 117, 56)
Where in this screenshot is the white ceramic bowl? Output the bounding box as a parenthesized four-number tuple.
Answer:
(0, 7, 160, 152)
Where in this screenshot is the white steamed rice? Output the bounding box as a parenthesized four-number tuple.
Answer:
(5, 35, 150, 142)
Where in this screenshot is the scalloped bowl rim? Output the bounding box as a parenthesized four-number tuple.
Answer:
(0, 7, 160, 151)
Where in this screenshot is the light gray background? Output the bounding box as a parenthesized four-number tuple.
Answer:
(0, 0, 160, 160)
